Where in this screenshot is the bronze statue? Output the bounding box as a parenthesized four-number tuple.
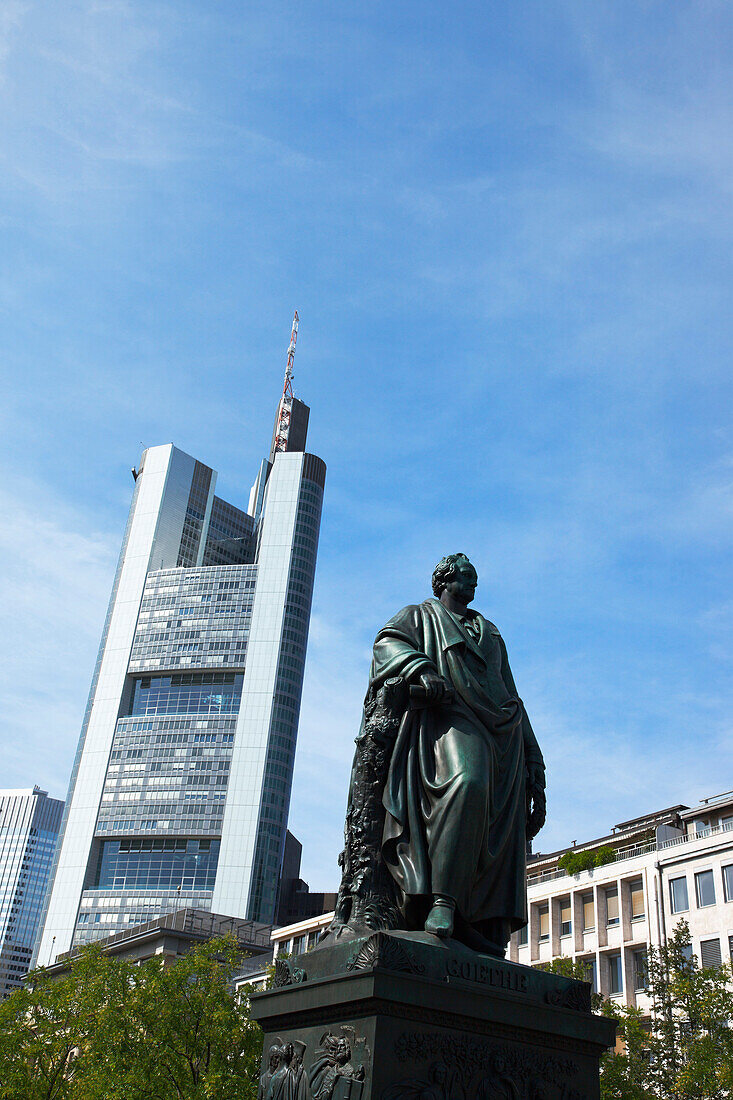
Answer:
(329, 554, 545, 958)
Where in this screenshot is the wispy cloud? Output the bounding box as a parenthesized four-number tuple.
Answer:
(0, 479, 117, 798)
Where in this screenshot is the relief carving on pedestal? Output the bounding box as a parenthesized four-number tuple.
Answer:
(347, 932, 425, 975)
(308, 1029, 368, 1100)
(384, 1032, 584, 1100)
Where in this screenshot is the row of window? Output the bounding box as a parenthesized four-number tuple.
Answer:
(669, 866, 733, 912)
(522, 881, 645, 945)
(95, 838, 220, 890)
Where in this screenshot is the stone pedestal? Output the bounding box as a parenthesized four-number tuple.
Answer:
(250, 932, 615, 1100)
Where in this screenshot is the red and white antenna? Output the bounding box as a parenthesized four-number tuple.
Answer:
(273, 310, 299, 454)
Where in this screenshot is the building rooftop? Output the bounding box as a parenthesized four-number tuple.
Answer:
(53, 908, 272, 965)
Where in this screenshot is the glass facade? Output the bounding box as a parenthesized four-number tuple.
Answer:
(129, 566, 256, 674)
(0, 789, 63, 995)
(96, 838, 220, 890)
(130, 673, 243, 716)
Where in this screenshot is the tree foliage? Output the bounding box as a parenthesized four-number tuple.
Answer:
(0, 936, 262, 1100)
(557, 844, 617, 875)
(546, 922, 733, 1100)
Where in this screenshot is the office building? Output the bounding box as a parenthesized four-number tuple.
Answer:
(511, 789, 733, 1012)
(0, 788, 63, 994)
(36, 380, 325, 965)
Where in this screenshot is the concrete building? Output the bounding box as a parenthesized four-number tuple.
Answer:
(512, 789, 733, 1013)
(43, 907, 272, 979)
(36, 387, 325, 966)
(263, 790, 733, 1016)
(0, 788, 63, 995)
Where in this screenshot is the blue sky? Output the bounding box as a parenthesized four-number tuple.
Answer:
(1, 2, 732, 889)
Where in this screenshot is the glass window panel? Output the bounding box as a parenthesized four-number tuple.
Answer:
(670, 876, 689, 913)
(517, 923, 528, 947)
(633, 949, 647, 991)
(539, 905, 549, 940)
(560, 899, 571, 937)
(582, 894, 595, 931)
(630, 882, 645, 919)
(723, 865, 733, 903)
(606, 889, 619, 925)
(608, 954, 623, 995)
(695, 870, 715, 908)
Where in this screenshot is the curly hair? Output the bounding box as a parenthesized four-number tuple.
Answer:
(431, 553, 474, 596)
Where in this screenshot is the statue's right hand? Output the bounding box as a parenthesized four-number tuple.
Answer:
(419, 670, 448, 702)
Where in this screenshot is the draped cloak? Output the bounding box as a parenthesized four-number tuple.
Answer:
(372, 598, 544, 931)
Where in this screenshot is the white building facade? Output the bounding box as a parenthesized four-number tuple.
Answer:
(36, 400, 325, 965)
(0, 788, 63, 994)
(511, 791, 733, 1012)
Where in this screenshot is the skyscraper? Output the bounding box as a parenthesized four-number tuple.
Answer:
(0, 788, 63, 994)
(36, 388, 325, 965)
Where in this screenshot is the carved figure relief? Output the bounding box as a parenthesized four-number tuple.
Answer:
(259, 1044, 281, 1100)
(308, 1030, 367, 1100)
(266, 1042, 295, 1100)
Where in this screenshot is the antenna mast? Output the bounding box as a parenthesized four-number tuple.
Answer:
(273, 310, 299, 455)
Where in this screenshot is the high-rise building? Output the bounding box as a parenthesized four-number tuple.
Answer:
(36, 391, 325, 965)
(0, 788, 63, 994)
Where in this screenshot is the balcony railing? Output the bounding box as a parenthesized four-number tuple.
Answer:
(660, 820, 733, 849)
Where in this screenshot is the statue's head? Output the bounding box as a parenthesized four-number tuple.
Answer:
(268, 1046, 280, 1071)
(431, 553, 478, 604)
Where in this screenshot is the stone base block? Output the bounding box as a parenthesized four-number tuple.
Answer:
(250, 932, 615, 1100)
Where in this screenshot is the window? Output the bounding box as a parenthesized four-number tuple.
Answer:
(560, 899, 572, 937)
(538, 904, 549, 942)
(723, 865, 733, 903)
(293, 935, 306, 954)
(517, 923, 528, 947)
(129, 672, 243, 717)
(695, 870, 716, 908)
(584, 957, 598, 993)
(630, 881, 645, 921)
(582, 894, 595, 932)
(606, 888, 619, 926)
(670, 876, 689, 913)
(95, 838, 220, 891)
(608, 953, 623, 995)
(681, 942, 693, 965)
(633, 948, 648, 991)
(700, 938, 722, 969)
(723, 815, 733, 833)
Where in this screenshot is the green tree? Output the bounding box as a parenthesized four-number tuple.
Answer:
(644, 921, 733, 1100)
(0, 936, 262, 1100)
(0, 942, 130, 1100)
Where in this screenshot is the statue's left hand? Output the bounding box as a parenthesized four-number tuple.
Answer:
(526, 764, 546, 839)
(527, 786, 546, 839)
